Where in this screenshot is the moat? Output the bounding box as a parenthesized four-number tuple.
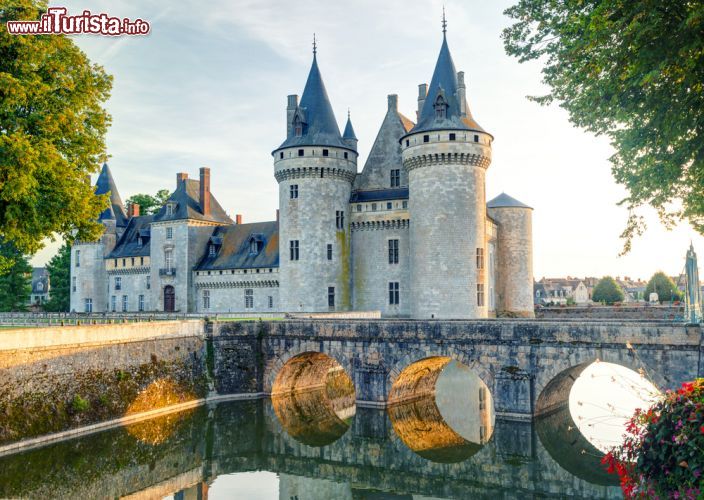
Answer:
(0, 361, 626, 499)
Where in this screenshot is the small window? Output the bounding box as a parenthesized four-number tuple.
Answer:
(323, 149, 329, 157)
(279, 152, 284, 159)
(386, 202, 392, 210)
(298, 149, 304, 157)
(474, 134, 479, 142)
(244, 289, 254, 309)
(84, 298, 92, 313)
(327, 244, 333, 261)
(477, 284, 485, 307)
(166, 227, 173, 240)
(476, 248, 485, 269)
(405, 139, 409, 147)
(110, 295, 116, 312)
(390, 169, 400, 188)
(166, 203, 175, 216)
(72, 276, 77, 292)
(114, 276, 122, 291)
(388, 239, 399, 264)
(357, 204, 362, 212)
(122, 295, 128, 312)
(402, 200, 408, 209)
(75, 250, 80, 267)
(138, 294, 145, 312)
(140, 257, 144, 266)
(290, 184, 298, 199)
(268, 296, 273, 309)
(146, 275, 151, 290)
(389, 282, 400, 305)
(423, 135, 429, 143)
(371, 203, 377, 211)
(344, 152, 348, 159)
(449, 133, 456, 141)
(131, 257, 135, 266)
(328, 287, 335, 308)
(289, 240, 299, 261)
(114, 258, 118, 267)
(202, 290, 210, 310)
(122, 258, 126, 266)
(209, 244, 216, 257)
(137, 236, 143, 247)
(164, 249, 173, 269)
(335, 210, 345, 229)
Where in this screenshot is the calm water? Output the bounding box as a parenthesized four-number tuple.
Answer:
(0, 361, 632, 499)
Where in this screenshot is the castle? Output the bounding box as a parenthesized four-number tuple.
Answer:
(70, 23, 535, 319)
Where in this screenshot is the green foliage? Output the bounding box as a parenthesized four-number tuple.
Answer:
(502, 1, 704, 253)
(126, 189, 170, 215)
(71, 395, 89, 413)
(0, 0, 113, 268)
(603, 379, 704, 498)
(566, 296, 576, 306)
(43, 243, 70, 311)
(645, 271, 683, 303)
(0, 241, 31, 311)
(592, 276, 625, 305)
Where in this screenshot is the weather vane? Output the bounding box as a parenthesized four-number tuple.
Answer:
(313, 33, 317, 55)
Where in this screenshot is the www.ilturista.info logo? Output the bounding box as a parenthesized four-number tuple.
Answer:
(6, 7, 150, 36)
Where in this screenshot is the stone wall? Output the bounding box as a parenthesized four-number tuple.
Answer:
(193, 269, 279, 313)
(537, 305, 683, 320)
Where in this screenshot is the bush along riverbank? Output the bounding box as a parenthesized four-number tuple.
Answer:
(603, 379, 704, 498)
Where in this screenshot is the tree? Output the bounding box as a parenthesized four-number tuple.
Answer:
(0, 0, 113, 272)
(0, 241, 31, 311)
(644, 271, 682, 303)
(502, 1, 704, 253)
(43, 243, 70, 311)
(126, 189, 171, 215)
(591, 276, 625, 305)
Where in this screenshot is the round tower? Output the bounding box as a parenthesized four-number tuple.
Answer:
(273, 46, 357, 312)
(401, 21, 493, 319)
(487, 193, 534, 318)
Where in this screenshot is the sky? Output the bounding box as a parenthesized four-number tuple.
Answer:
(30, 0, 704, 281)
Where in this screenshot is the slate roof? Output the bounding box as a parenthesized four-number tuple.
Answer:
(31, 268, 49, 294)
(275, 54, 352, 152)
(350, 188, 409, 203)
(107, 215, 154, 259)
(196, 221, 279, 271)
(343, 114, 357, 141)
(487, 192, 532, 210)
(95, 163, 128, 227)
(152, 179, 233, 224)
(406, 34, 487, 136)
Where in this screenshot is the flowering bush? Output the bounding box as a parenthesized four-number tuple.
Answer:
(602, 379, 704, 498)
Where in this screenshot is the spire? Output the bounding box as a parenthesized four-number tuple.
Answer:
(343, 109, 357, 140)
(95, 163, 128, 226)
(276, 45, 348, 151)
(406, 21, 488, 136)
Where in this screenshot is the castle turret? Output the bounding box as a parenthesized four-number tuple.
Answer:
(342, 110, 358, 151)
(487, 193, 534, 318)
(400, 17, 493, 319)
(273, 43, 357, 312)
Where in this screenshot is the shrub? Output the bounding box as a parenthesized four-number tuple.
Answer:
(603, 379, 704, 498)
(71, 395, 90, 413)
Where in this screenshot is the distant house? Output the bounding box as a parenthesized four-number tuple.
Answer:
(615, 276, 647, 303)
(535, 277, 590, 305)
(28, 268, 50, 307)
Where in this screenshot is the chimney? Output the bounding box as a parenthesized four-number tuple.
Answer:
(457, 71, 467, 116)
(286, 94, 298, 137)
(236, 214, 242, 225)
(176, 172, 188, 187)
(128, 203, 140, 218)
(387, 94, 398, 113)
(199, 167, 211, 216)
(276, 209, 280, 222)
(417, 84, 427, 120)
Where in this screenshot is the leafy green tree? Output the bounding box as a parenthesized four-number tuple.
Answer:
(0, 0, 113, 272)
(126, 189, 171, 215)
(0, 241, 31, 311)
(43, 243, 70, 311)
(644, 271, 683, 303)
(591, 276, 625, 305)
(502, 1, 704, 253)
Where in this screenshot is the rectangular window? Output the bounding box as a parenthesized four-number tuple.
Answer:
(477, 284, 485, 307)
(146, 275, 151, 290)
(390, 169, 400, 187)
(140, 257, 144, 266)
(328, 287, 335, 308)
(166, 204, 174, 216)
(386, 202, 392, 210)
(327, 244, 333, 261)
(84, 298, 92, 313)
(371, 203, 377, 211)
(114, 258, 118, 267)
(72, 276, 76, 292)
(138, 294, 145, 312)
(322, 149, 329, 157)
(449, 133, 456, 141)
(203, 290, 210, 310)
(290, 184, 298, 199)
(402, 200, 408, 209)
(115, 276, 122, 291)
(335, 210, 345, 229)
(166, 227, 173, 239)
(279, 152, 284, 159)
(389, 282, 400, 305)
(388, 239, 399, 264)
(474, 134, 479, 143)
(479, 387, 486, 410)
(298, 149, 304, 157)
(357, 204, 362, 212)
(245, 289, 254, 309)
(111, 295, 116, 312)
(289, 240, 299, 261)
(75, 250, 80, 267)
(209, 244, 216, 257)
(165, 250, 173, 269)
(122, 295, 128, 312)
(268, 296, 273, 309)
(405, 139, 409, 147)
(423, 135, 429, 143)
(344, 152, 348, 159)
(122, 258, 126, 267)
(476, 248, 484, 269)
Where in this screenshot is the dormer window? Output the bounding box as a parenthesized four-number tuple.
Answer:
(165, 203, 176, 216)
(209, 244, 217, 257)
(293, 116, 303, 137)
(249, 236, 264, 255)
(434, 94, 447, 119)
(137, 236, 143, 247)
(37, 282, 43, 292)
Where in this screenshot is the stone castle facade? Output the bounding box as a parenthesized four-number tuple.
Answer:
(70, 25, 534, 319)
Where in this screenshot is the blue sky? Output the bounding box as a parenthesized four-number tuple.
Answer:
(31, 0, 704, 280)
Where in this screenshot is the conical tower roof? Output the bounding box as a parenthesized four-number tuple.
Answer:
(95, 163, 128, 226)
(487, 192, 532, 209)
(409, 28, 486, 135)
(276, 50, 350, 151)
(343, 111, 357, 141)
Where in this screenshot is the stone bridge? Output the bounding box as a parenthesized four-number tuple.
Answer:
(211, 318, 704, 418)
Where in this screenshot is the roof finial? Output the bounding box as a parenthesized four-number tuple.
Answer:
(347, 107, 351, 119)
(442, 6, 447, 37)
(312, 33, 317, 56)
